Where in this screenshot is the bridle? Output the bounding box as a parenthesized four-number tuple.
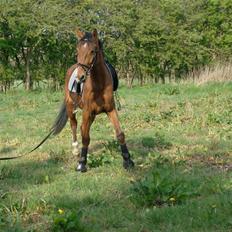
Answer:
(76, 46, 98, 82)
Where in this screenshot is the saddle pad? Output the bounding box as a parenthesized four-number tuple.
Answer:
(68, 68, 83, 94)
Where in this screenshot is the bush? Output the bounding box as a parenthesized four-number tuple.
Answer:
(131, 158, 200, 207)
(52, 210, 86, 232)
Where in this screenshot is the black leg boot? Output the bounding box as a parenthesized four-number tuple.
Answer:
(121, 144, 134, 169)
(76, 147, 88, 172)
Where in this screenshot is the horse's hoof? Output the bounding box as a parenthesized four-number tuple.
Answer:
(123, 159, 135, 170)
(76, 163, 87, 172)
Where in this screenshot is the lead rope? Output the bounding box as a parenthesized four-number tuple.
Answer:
(114, 91, 122, 111)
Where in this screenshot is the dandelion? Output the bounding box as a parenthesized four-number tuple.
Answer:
(58, 209, 64, 214)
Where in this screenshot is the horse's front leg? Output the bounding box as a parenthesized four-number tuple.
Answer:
(107, 109, 134, 169)
(77, 111, 95, 172)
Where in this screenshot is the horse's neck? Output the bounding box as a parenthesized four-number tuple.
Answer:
(92, 51, 106, 78)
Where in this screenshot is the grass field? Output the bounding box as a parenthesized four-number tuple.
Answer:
(0, 83, 232, 232)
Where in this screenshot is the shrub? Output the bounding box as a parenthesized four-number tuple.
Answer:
(131, 158, 200, 207)
(52, 210, 86, 232)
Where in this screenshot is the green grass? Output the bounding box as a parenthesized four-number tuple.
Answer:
(0, 83, 232, 231)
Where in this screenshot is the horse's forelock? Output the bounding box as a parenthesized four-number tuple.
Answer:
(78, 32, 102, 50)
(79, 32, 92, 42)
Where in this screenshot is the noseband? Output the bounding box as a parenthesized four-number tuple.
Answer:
(76, 49, 98, 79)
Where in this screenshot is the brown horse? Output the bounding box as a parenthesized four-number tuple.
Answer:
(51, 29, 134, 172)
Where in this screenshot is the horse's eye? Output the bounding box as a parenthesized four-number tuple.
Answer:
(91, 50, 95, 54)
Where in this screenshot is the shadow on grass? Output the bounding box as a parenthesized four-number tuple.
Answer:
(0, 156, 67, 192)
(0, 133, 173, 208)
(90, 133, 172, 155)
(131, 145, 232, 197)
(87, 133, 172, 170)
(0, 146, 16, 154)
(1, 139, 231, 231)
(47, 187, 136, 232)
(45, 155, 232, 232)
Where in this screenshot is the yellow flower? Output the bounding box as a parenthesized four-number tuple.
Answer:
(58, 209, 64, 214)
(169, 197, 175, 202)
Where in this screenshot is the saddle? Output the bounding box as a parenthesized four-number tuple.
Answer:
(105, 61, 118, 92)
(68, 61, 118, 95)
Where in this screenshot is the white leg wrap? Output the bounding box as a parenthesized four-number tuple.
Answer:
(72, 141, 79, 155)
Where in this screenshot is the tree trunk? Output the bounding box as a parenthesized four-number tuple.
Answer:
(25, 56, 31, 90)
(161, 74, 165, 84)
(126, 71, 130, 87)
(129, 74, 134, 88)
(155, 75, 159, 83)
(126, 62, 136, 88)
(22, 47, 33, 91)
(168, 72, 172, 83)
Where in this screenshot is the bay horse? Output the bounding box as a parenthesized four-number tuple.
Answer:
(51, 29, 134, 172)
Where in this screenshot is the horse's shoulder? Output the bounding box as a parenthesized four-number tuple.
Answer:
(66, 64, 77, 79)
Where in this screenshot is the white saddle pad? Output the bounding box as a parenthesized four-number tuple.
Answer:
(68, 68, 78, 92)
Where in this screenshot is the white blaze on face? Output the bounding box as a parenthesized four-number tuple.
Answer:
(83, 42, 88, 48)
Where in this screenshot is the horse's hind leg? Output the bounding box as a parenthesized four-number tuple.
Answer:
(66, 102, 79, 156)
(107, 109, 134, 169)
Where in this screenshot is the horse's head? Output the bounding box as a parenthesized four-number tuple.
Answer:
(75, 29, 100, 82)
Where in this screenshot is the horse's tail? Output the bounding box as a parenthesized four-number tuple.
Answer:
(28, 100, 68, 153)
(0, 100, 68, 160)
(50, 100, 68, 136)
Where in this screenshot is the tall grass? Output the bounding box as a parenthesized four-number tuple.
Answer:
(187, 62, 232, 84)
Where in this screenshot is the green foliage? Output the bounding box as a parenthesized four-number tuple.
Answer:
(88, 140, 117, 167)
(162, 86, 180, 95)
(88, 152, 114, 168)
(207, 110, 232, 125)
(141, 137, 155, 148)
(1, 0, 232, 89)
(160, 110, 177, 120)
(53, 210, 86, 232)
(142, 133, 172, 150)
(132, 157, 200, 207)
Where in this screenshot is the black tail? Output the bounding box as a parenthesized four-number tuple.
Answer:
(49, 100, 68, 136)
(0, 100, 68, 160)
(29, 100, 68, 152)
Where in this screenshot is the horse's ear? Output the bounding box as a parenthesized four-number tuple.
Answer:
(92, 29, 98, 41)
(75, 28, 84, 40)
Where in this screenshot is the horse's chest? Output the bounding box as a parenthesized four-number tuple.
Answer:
(84, 92, 113, 113)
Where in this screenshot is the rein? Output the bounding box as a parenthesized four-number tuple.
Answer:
(0, 130, 54, 160)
